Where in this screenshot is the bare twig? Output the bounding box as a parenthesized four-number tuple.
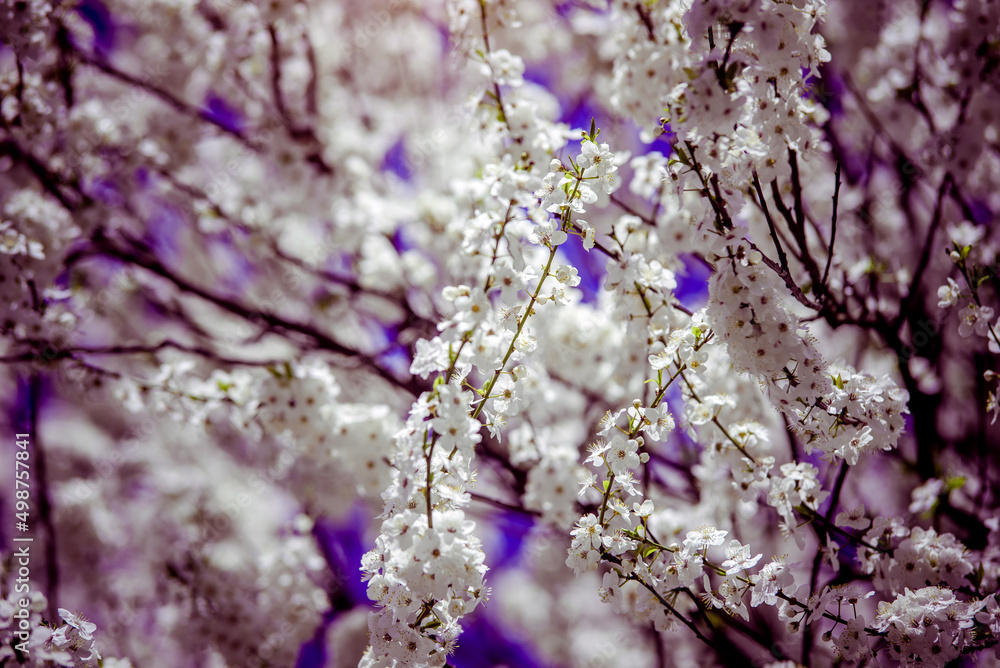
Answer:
(468, 492, 540, 516)
(73, 50, 258, 149)
(894, 173, 952, 329)
(753, 171, 789, 274)
(745, 240, 823, 311)
(820, 162, 841, 297)
(1, 340, 287, 369)
(86, 230, 425, 396)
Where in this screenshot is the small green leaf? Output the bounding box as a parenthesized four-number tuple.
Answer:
(831, 374, 845, 390)
(968, 562, 985, 589)
(945, 476, 966, 492)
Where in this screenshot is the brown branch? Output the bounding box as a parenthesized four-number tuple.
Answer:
(302, 30, 320, 118)
(477, 0, 511, 133)
(745, 240, 822, 311)
(634, 2, 656, 41)
(468, 492, 540, 516)
(268, 23, 319, 143)
(820, 161, 841, 297)
(894, 173, 952, 329)
(0, 139, 82, 211)
(776, 157, 823, 292)
(1, 340, 287, 369)
(72, 49, 258, 149)
(86, 230, 425, 396)
(753, 171, 789, 275)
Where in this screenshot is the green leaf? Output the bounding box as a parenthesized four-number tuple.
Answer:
(602, 479, 610, 492)
(831, 373, 845, 390)
(726, 62, 740, 82)
(968, 562, 985, 589)
(945, 476, 966, 492)
(589, 117, 597, 141)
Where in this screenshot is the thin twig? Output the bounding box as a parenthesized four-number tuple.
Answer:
(1, 340, 288, 369)
(468, 492, 540, 516)
(626, 575, 716, 649)
(753, 171, 789, 274)
(745, 240, 823, 311)
(477, 0, 511, 133)
(73, 50, 258, 149)
(821, 162, 841, 297)
(894, 173, 952, 329)
(779, 154, 824, 291)
(86, 230, 425, 396)
(0, 139, 82, 211)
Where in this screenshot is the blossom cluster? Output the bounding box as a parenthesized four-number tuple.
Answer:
(0, 560, 131, 667)
(1, 0, 999, 666)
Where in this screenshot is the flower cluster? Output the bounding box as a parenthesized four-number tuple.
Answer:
(0, 561, 132, 667)
(873, 587, 984, 667)
(860, 522, 974, 595)
(181, 534, 328, 668)
(707, 237, 909, 465)
(3, 0, 1000, 666)
(936, 223, 1000, 422)
(360, 385, 488, 666)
